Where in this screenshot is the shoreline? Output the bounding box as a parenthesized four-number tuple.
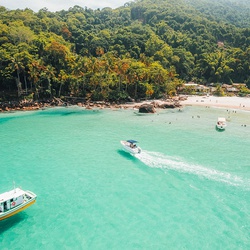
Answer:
(0, 95, 250, 113)
(179, 95, 250, 111)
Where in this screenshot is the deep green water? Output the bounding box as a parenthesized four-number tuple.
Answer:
(0, 106, 249, 249)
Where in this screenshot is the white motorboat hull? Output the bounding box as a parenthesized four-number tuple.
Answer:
(216, 124, 226, 130)
(120, 140, 141, 154)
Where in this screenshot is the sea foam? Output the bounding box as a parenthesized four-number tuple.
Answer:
(135, 150, 249, 189)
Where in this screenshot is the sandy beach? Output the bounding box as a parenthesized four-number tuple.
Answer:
(179, 95, 250, 111)
(123, 95, 250, 112)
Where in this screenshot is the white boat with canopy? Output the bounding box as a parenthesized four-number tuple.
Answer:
(120, 140, 141, 154)
(216, 117, 227, 130)
(0, 187, 37, 221)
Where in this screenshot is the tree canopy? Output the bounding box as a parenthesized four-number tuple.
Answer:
(0, 0, 250, 101)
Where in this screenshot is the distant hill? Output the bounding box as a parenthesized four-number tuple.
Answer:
(184, 0, 250, 28)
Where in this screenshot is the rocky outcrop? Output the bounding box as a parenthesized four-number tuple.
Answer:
(138, 104, 156, 113)
(159, 101, 182, 109)
(0, 97, 183, 112)
(149, 99, 182, 109)
(0, 98, 61, 112)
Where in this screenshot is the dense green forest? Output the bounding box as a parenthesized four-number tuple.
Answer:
(0, 0, 250, 102)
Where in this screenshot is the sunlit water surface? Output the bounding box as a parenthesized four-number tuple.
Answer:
(0, 106, 249, 249)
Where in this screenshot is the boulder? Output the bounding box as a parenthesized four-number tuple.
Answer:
(150, 101, 160, 108)
(159, 102, 176, 109)
(139, 104, 156, 113)
(159, 101, 182, 109)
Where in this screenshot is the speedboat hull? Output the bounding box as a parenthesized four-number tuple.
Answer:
(216, 124, 226, 130)
(120, 140, 141, 154)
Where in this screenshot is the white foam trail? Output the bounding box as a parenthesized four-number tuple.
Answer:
(135, 151, 249, 188)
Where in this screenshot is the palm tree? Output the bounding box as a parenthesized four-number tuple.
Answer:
(28, 60, 46, 100)
(10, 56, 23, 96)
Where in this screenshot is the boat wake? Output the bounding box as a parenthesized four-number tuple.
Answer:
(135, 150, 249, 189)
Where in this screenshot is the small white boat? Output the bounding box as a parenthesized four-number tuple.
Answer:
(120, 140, 141, 154)
(0, 187, 37, 221)
(216, 117, 227, 130)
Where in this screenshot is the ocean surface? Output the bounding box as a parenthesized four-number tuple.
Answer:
(0, 106, 249, 249)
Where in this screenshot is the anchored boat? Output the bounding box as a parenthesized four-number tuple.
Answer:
(216, 117, 227, 130)
(120, 140, 141, 154)
(0, 187, 37, 221)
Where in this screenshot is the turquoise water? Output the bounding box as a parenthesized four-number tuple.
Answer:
(0, 106, 249, 249)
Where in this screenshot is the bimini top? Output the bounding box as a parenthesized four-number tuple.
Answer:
(0, 188, 26, 203)
(218, 117, 226, 122)
(127, 140, 138, 144)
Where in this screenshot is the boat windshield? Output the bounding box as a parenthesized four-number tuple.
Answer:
(127, 140, 138, 144)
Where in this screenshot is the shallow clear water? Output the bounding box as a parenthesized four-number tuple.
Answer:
(0, 106, 250, 249)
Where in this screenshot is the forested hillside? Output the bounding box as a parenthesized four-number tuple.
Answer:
(0, 0, 250, 102)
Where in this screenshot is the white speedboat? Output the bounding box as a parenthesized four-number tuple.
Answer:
(0, 187, 37, 221)
(216, 117, 227, 130)
(120, 140, 141, 154)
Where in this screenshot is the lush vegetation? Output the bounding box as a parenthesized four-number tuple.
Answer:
(0, 0, 250, 102)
